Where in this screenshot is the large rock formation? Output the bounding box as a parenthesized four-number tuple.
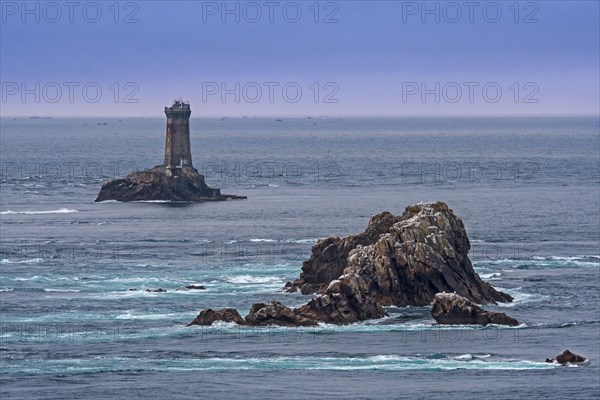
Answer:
(286, 201, 512, 306)
(95, 165, 245, 202)
(189, 202, 512, 327)
(431, 293, 519, 326)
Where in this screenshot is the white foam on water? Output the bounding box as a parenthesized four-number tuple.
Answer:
(494, 286, 549, 307)
(115, 311, 183, 320)
(283, 238, 317, 244)
(1, 258, 44, 264)
(225, 275, 284, 284)
(1, 208, 79, 215)
(2, 354, 557, 374)
(12, 275, 42, 281)
(479, 272, 502, 279)
(453, 354, 473, 360)
(132, 200, 174, 203)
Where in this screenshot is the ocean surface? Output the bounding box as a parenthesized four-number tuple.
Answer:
(0, 116, 599, 399)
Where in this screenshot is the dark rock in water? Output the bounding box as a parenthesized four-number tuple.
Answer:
(287, 201, 512, 306)
(188, 308, 246, 326)
(95, 166, 246, 202)
(181, 284, 206, 290)
(546, 350, 587, 365)
(128, 288, 138, 291)
(245, 301, 318, 327)
(431, 293, 519, 326)
(146, 288, 167, 293)
(192, 283, 387, 327)
(191, 272, 388, 326)
(294, 274, 387, 324)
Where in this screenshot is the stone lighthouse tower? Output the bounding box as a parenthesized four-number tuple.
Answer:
(95, 99, 246, 202)
(164, 99, 193, 170)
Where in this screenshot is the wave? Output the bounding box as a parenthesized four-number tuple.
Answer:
(2, 354, 556, 375)
(8, 275, 79, 282)
(283, 238, 317, 244)
(547, 320, 600, 329)
(195, 318, 529, 336)
(494, 287, 549, 307)
(452, 353, 491, 361)
(0, 287, 82, 293)
(533, 255, 600, 261)
(476, 256, 599, 270)
(12, 275, 42, 281)
(479, 272, 502, 280)
(249, 239, 277, 243)
(1, 258, 44, 264)
(1, 208, 78, 215)
(225, 275, 284, 285)
(115, 311, 184, 320)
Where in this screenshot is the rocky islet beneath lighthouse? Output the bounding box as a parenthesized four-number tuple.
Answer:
(95, 100, 246, 202)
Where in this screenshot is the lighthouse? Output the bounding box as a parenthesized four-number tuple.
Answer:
(164, 99, 193, 170)
(95, 99, 246, 202)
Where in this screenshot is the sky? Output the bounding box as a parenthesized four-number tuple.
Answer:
(0, 0, 599, 117)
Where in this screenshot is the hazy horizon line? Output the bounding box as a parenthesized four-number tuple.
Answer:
(2, 113, 599, 119)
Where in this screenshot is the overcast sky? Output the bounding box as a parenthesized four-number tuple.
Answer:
(1, 0, 599, 116)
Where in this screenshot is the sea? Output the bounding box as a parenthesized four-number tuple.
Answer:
(0, 116, 599, 399)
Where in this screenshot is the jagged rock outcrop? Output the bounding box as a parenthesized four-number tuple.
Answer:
(285, 211, 401, 294)
(546, 350, 587, 365)
(294, 273, 387, 324)
(188, 308, 245, 326)
(189, 202, 511, 327)
(287, 201, 512, 306)
(95, 166, 245, 202)
(431, 293, 519, 326)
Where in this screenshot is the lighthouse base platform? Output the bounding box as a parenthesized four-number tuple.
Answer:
(95, 165, 246, 202)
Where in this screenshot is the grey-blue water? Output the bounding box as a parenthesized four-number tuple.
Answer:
(1, 116, 599, 399)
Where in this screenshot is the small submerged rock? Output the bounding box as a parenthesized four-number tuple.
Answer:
(431, 293, 519, 326)
(546, 350, 587, 365)
(180, 285, 206, 290)
(188, 308, 245, 326)
(146, 288, 167, 293)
